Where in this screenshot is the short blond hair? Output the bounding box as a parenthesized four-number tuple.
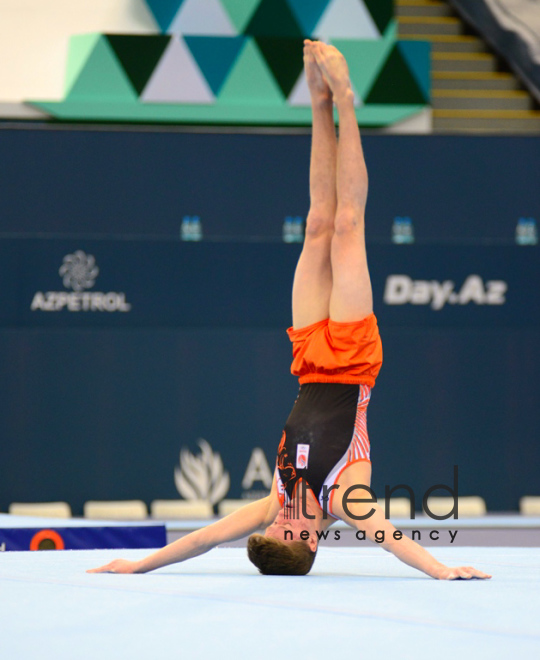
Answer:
(247, 534, 316, 575)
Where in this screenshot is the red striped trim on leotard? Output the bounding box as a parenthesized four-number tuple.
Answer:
(348, 384, 371, 462)
(324, 384, 372, 517)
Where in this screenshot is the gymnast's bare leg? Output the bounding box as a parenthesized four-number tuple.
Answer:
(291, 41, 337, 330)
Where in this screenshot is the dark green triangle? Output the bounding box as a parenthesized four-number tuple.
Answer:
(364, 45, 426, 105)
(397, 41, 431, 102)
(106, 35, 171, 95)
(245, 0, 304, 37)
(363, 0, 394, 35)
(254, 37, 305, 97)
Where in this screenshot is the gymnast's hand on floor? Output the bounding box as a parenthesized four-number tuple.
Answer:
(87, 559, 141, 574)
(435, 565, 492, 580)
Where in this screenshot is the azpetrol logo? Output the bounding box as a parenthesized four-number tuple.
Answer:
(30, 251, 131, 313)
(384, 275, 507, 310)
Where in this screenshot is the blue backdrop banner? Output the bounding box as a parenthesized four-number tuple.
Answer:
(0, 129, 538, 514)
(1, 129, 538, 244)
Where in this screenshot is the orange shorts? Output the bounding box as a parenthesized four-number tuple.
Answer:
(287, 312, 383, 387)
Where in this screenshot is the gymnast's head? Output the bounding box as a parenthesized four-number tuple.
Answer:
(247, 491, 320, 576)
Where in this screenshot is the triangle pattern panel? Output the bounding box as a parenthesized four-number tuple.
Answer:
(286, 0, 330, 35)
(168, 0, 236, 35)
(245, 0, 304, 38)
(332, 33, 395, 101)
(314, 0, 380, 40)
(50, 1, 426, 126)
(363, 0, 394, 35)
(184, 36, 246, 95)
(65, 34, 102, 96)
(145, 0, 186, 32)
(106, 35, 171, 95)
(217, 38, 285, 105)
(141, 36, 215, 102)
(66, 35, 138, 102)
(255, 37, 305, 97)
(364, 45, 426, 105)
(397, 41, 431, 102)
(220, 0, 261, 33)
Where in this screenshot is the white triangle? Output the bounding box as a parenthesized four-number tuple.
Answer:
(287, 71, 311, 106)
(169, 0, 236, 35)
(313, 0, 380, 40)
(141, 37, 214, 103)
(288, 70, 362, 107)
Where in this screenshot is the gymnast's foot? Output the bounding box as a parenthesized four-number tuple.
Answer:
(303, 39, 332, 104)
(310, 42, 353, 105)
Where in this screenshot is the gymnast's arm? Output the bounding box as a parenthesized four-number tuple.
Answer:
(331, 476, 491, 580)
(87, 487, 282, 574)
(358, 505, 490, 580)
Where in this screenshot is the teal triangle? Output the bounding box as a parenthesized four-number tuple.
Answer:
(286, 0, 330, 34)
(397, 41, 431, 102)
(184, 36, 245, 95)
(145, 0, 186, 32)
(66, 35, 137, 102)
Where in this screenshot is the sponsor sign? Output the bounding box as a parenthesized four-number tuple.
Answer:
(384, 275, 507, 310)
(30, 250, 131, 314)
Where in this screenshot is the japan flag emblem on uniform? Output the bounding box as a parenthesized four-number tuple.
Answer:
(296, 444, 310, 469)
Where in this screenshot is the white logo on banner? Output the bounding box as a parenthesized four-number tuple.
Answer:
(242, 448, 273, 490)
(174, 439, 230, 505)
(58, 250, 99, 291)
(30, 250, 131, 313)
(384, 275, 507, 310)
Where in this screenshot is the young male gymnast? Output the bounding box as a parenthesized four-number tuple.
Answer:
(89, 42, 490, 581)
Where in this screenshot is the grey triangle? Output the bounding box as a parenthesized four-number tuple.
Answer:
(141, 36, 214, 102)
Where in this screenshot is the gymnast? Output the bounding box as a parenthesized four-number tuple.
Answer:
(89, 41, 490, 581)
